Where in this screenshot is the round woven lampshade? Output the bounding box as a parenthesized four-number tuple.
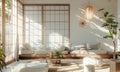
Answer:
(86, 6, 94, 20)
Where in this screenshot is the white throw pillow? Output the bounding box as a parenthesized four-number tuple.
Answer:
(60, 46, 66, 51)
(23, 43, 32, 50)
(85, 43, 91, 50)
(90, 43, 101, 50)
(74, 44, 86, 50)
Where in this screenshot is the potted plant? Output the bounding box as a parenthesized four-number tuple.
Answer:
(98, 8, 119, 60)
(54, 51, 63, 59)
(0, 43, 6, 72)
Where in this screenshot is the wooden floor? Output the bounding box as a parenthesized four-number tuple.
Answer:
(19, 54, 113, 59)
(3, 59, 110, 72)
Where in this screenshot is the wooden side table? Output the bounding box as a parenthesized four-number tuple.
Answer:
(110, 60, 120, 72)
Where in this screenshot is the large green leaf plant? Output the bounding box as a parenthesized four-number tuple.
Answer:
(98, 8, 119, 60)
(0, 43, 6, 72)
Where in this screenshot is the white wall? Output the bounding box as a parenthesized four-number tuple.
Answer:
(117, 0, 120, 51)
(22, 0, 117, 51)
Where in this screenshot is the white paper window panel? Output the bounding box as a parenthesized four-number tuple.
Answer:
(30, 31, 34, 35)
(50, 16, 55, 21)
(18, 20, 22, 24)
(25, 6, 41, 10)
(60, 15, 65, 21)
(60, 6, 66, 10)
(7, 38, 13, 43)
(33, 11, 41, 15)
(33, 36, 42, 39)
(13, 10, 17, 16)
(30, 25, 34, 29)
(25, 17, 30, 22)
(18, 2, 21, 7)
(24, 6, 34, 10)
(63, 33, 69, 37)
(54, 24, 60, 29)
(44, 31, 51, 35)
(25, 23, 29, 29)
(33, 16, 41, 21)
(34, 30, 42, 35)
(59, 11, 65, 15)
(24, 11, 30, 15)
(33, 6, 39, 10)
(18, 43, 22, 47)
(30, 38, 34, 42)
(65, 15, 68, 21)
(49, 11, 55, 15)
(13, 29, 18, 34)
(44, 26, 51, 30)
(34, 24, 42, 28)
(18, 16, 22, 20)
(44, 6, 52, 10)
(25, 30, 29, 34)
(29, 15, 34, 20)
(25, 37, 29, 43)
(18, 31, 23, 35)
(44, 22, 48, 25)
(55, 15, 59, 21)
(59, 24, 64, 29)
(65, 6, 68, 10)
(64, 23, 69, 27)
(18, 11, 22, 15)
(29, 19, 34, 23)
(26, 11, 34, 15)
(18, 23, 23, 27)
(55, 6, 60, 10)
(12, 17, 16, 23)
(13, 38, 17, 44)
(65, 11, 68, 14)
(5, 42, 9, 46)
(45, 15, 51, 21)
(53, 11, 58, 15)
(18, 29, 22, 33)
(5, 30, 9, 34)
(44, 11, 49, 15)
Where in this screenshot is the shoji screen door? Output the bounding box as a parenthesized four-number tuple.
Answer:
(24, 4, 70, 49)
(43, 5, 70, 50)
(24, 6, 42, 47)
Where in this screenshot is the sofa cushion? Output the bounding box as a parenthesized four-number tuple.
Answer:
(90, 43, 101, 50)
(21, 50, 33, 54)
(73, 44, 86, 50)
(23, 43, 32, 50)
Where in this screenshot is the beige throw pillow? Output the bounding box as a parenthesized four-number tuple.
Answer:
(23, 43, 32, 50)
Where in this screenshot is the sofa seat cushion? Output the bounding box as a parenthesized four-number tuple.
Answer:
(83, 56, 102, 66)
(12, 61, 48, 72)
(71, 50, 88, 54)
(21, 50, 33, 54)
(20, 63, 48, 72)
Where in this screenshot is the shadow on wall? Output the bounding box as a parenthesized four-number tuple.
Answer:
(75, 8, 114, 51)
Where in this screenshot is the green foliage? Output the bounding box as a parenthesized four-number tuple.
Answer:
(0, 44, 6, 72)
(6, 0, 12, 10)
(54, 52, 63, 58)
(98, 8, 119, 39)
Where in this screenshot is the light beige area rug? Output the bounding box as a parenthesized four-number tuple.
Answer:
(3, 59, 110, 72)
(48, 59, 110, 72)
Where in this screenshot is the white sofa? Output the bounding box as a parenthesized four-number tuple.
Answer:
(20, 43, 34, 54)
(12, 61, 48, 72)
(70, 43, 112, 55)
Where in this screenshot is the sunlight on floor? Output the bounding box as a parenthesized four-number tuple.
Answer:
(3, 59, 110, 72)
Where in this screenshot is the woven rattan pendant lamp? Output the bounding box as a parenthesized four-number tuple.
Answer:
(85, 0, 94, 20)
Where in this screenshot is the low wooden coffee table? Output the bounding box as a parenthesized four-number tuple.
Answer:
(47, 58, 61, 66)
